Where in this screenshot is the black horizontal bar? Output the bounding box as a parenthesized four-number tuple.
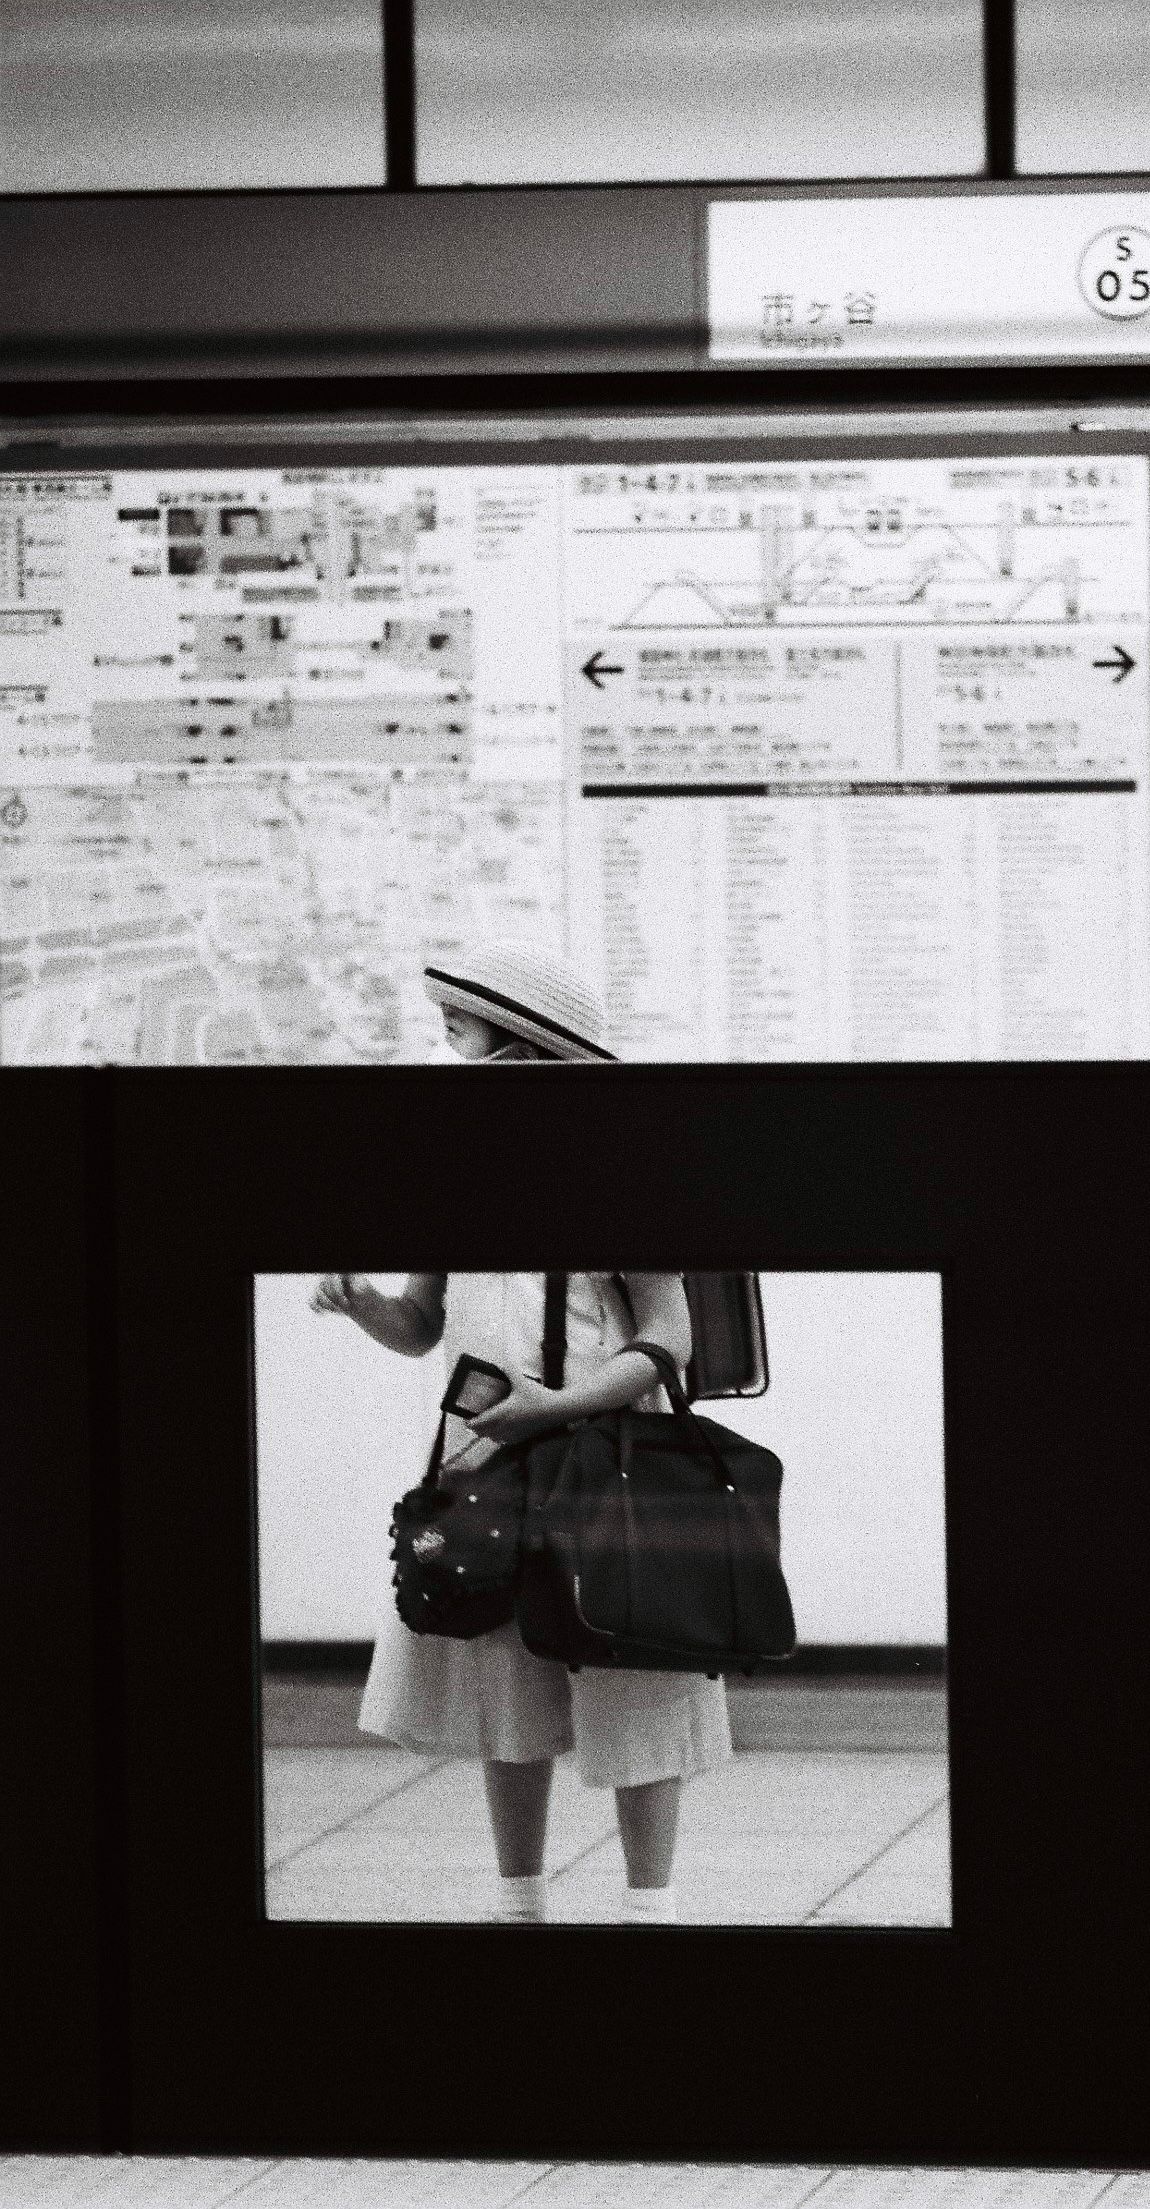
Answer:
(581, 780, 1139, 800)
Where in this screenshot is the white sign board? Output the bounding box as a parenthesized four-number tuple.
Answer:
(3, 449, 1149, 1065)
(709, 192, 1150, 363)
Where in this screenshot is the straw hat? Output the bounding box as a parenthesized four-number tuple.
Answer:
(423, 937, 616, 1062)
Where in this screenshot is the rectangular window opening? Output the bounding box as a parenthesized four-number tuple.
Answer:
(252, 1268, 951, 1929)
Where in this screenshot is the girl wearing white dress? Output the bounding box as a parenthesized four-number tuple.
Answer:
(312, 941, 732, 1923)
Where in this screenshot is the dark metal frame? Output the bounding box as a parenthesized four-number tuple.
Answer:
(0, 0, 1053, 196)
(96, 1062, 1150, 2161)
(0, 0, 1137, 201)
(0, 1074, 109, 2148)
(6, 176, 1150, 392)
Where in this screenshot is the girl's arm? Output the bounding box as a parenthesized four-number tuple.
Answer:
(312, 1272, 446, 1355)
(468, 1272, 691, 1442)
(552, 1273, 692, 1421)
(617, 1271, 692, 1369)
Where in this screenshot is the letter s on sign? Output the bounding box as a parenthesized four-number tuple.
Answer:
(1078, 226, 1150, 321)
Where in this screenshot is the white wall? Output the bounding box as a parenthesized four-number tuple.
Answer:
(253, 1271, 947, 1644)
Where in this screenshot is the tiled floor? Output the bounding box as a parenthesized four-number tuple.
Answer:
(1, 2161, 1146, 2207)
(262, 1746, 951, 1925)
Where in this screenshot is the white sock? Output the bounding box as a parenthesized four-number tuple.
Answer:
(496, 1872, 548, 1922)
(622, 1883, 678, 1924)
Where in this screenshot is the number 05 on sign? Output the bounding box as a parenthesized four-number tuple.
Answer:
(708, 193, 1150, 362)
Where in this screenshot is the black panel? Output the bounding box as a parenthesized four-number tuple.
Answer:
(5, 177, 1150, 390)
(0, 187, 701, 381)
(0, 1073, 106, 2146)
(110, 1064, 1150, 2161)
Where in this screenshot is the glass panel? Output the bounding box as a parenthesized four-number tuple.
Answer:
(414, 0, 984, 185)
(1017, 0, 1150, 172)
(0, 0, 385, 192)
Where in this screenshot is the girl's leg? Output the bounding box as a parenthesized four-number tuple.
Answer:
(482, 1756, 554, 1876)
(615, 1774, 681, 1889)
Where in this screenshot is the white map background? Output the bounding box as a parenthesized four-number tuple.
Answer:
(2, 451, 1148, 1063)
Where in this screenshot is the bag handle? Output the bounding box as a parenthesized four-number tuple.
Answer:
(628, 1338, 738, 1493)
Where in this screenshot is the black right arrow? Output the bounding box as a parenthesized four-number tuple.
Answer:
(582, 649, 625, 690)
(1092, 644, 1136, 682)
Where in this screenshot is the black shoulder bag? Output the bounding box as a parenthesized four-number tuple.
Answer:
(515, 1320, 797, 1677)
(387, 1275, 569, 1640)
(389, 1276, 796, 1669)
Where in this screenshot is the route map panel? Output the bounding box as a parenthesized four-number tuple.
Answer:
(2, 447, 1148, 1063)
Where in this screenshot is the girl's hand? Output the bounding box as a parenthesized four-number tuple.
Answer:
(466, 1369, 565, 1444)
(310, 1273, 365, 1316)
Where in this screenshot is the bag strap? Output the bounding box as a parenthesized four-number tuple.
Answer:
(421, 1409, 450, 1491)
(542, 1271, 568, 1390)
(628, 1338, 737, 1493)
(421, 1275, 567, 1492)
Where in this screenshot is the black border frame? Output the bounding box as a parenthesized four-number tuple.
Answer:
(3, 377, 1150, 460)
(109, 1063, 1150, 2163)
(7, 180, 1150, 390)
(3, 369, 1150, 2163)
(0, 1074, 108, 2147)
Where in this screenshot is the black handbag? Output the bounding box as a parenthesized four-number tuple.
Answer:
(515, 1338, 797, 1676)
(388, 1414, 528, 1639)
(386, 1276, 570, 1640)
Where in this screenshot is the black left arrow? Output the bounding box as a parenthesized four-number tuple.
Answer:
(1092, 644, 1136, 682)
(582, 649, 625, 690)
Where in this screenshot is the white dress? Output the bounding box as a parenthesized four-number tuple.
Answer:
(358, 1271, 733, 1789)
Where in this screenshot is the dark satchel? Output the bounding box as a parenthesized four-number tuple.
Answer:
(388, 1411, 529, 1639)
(515, 1339, 796, 1676)
(609, 1273, 768, 1403)
(387, 1276, 570, 1640)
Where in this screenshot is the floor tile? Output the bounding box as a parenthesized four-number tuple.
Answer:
(811, 2173, 1117, 2206)
(549, 1828, 880, 1926)
(264, 1748, 425, 1807)
(501, 2168, 831, 2206)
(809, 1802, 952, 1925)
(266, 1861, 499, 1922)
(0, 2168, 1135, 2209)
(236, 2158, 550, 2207)
(275, 1822, 495, 1877)
(546, 1871, 835, 1926)
(263, 1751, 438, 1867)
(674, 1832, 888, 1881)
(0, 2160, 277, 2207)
(680, 1755, 947, 1837)
(808, 1884, 951, 1928)
(261, 1749, 952, 1926)
(351, 1754, 618, 1860)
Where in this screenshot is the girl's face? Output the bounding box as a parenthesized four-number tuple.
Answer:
(442, 1006, 499, 1060)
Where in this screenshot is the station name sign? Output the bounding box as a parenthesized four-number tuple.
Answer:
(708, 191, 1150, 363)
